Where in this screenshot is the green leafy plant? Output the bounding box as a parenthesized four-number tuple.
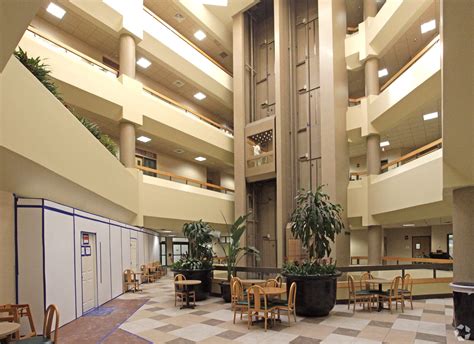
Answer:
(283, 186, 344, 276)
(215, 214, 260, 281)
(15, 47, 118, 157)
(14, 47, 62, 101)
(172, 220, 215, 270)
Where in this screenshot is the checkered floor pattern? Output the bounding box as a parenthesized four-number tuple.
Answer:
(117, 277, 458, 343)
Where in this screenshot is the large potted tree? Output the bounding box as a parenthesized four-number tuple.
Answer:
(215, 214, 260, 302)
(171, 220, 215, 301)
(282, 187, 344, 316)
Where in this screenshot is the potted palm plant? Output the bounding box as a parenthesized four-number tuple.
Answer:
(282, 187, 344, 316)
(171, 220, 215, 300)
(215, 214, 260, 302)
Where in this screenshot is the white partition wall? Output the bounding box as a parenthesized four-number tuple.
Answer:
(43, 201, 76, 327)
(16, 198, 160, 331)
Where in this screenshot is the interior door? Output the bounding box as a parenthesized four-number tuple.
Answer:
(412, 236, 431, 258)
(130, 238, 138, 271)
(81, 233, 97, 313)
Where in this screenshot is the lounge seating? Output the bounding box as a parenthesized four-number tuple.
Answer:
(124, 269, 140, 292)
(13, 304, 59, 343)
(246, 285, 274, 332)
(401, 273, 414, 310)
(174, 274, 195, 307)
(231, 278, 248, 323)
(270, 282, 297, 326)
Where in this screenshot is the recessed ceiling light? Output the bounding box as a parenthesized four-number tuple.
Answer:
(136, 57, 151, 69)
(421, 19, 436, 34)
(174, 148, 185, 154)
(194, 92, 206, 100)
(194, 30, 207, 41)
(160, 230, 173, 233)
(194, 156, 206, 161)
(380, 140, 390, 147)
(378, 68, 388, 78)
(403, 224, 415, 227)
(46, 2, 66, 19)
(137, 136, 151, 143)
(423, 111, 439, 121)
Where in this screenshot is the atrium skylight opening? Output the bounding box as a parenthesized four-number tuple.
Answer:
(46, 2, 66, 19)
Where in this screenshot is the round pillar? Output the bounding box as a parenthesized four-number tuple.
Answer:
(363, 0, 378, 19)
(364, 57, 380, 96)
(120, 121, 136, 168)
(368, 225, 383, 265)
(119, 34, 136, 78)
(367, 134, 381, 175)
(453, 187, 474, 283)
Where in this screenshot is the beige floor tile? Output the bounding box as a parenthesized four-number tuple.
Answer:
(128, 309, 158, 321)
(163, 314, 207, 327)
(281, 323, 335, 340)
(357, 325, 390, 341)
(198, 336, 235, 343)
(384, 329, 417, 343)
(420, 313, 447, 324)
(138, 329, 178, 343)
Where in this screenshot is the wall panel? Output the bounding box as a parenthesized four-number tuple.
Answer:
(110, 225, 123, 298)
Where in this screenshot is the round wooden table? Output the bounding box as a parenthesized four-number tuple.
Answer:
(175, 280, 201, 309)
(0, 322, 20, 342)
(241, 279, 266, 286)
(367, 278, 391, 311)
(248, 286, 286, 295)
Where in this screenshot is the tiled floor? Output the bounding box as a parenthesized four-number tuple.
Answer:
(113, 277, 459, 344)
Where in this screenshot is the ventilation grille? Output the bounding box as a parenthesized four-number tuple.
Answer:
(174, 12, 185, 22)
(173, 80, 185, 88)
(219, 52, 228, 59)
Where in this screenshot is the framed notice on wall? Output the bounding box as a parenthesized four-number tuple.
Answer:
(85, 246, 91, 256)
(81, 246, 86, 256)
(82, 233, 89, 244)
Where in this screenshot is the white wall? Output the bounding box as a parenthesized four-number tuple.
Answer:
(0, 191, 15, 304)
(431, 224, 452, 253)
(384, 227, 431, 258)
(350, 229, 368, 257)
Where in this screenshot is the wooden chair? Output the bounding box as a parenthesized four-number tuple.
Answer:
(174, 274, 195, 307)
(378, 276, 404, 313)
(275, 274, 283, 287)
(360, 272, 378, 309)
(401, 273, 414, 310)
(16, 304, 59, 343)
(347, 275, 373, 312)
(264, 279, 279, 287)
(246, 285, 274, 332)
(231, 278, 247, 323)
(271, 282, 297, 326)
(124, 269, 139, 292)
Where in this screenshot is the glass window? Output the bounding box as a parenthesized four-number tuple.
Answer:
(448, 234, 453, 258)
(160, 242, 167, 266)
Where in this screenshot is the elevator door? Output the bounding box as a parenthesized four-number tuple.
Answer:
(256, 181, 277, 267)
(81, 233, 97, 313)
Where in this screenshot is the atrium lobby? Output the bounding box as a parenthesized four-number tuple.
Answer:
(0, 0, 473, 343)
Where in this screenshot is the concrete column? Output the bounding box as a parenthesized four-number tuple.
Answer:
(319, 0, 350, 267)
(367, 134, 381, 175)
(364, 57, 379, 96)
(119, 121, 136, 168)
(453, 187, 474, 283)
(165, 237, 174, 266)
(368, 225, 383, 265)
(119, 34, 136, 78)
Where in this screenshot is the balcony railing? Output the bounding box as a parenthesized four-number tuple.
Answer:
(348, 35, 440, 106)
(25, 27, 233, 137)
(143, 86, 233, 136)
(349, 138, 442, 180)
(137, 165, 234, 194)
(26, 26, 118, 78)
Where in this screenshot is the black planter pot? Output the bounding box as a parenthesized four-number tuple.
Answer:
(172, 269, 212, 301)
(451, 282, 474, 341)
(284, 272, 341, 317)
(220, 281, 231, 302)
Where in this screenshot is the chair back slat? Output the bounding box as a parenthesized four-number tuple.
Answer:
(264, 279, 279, 288)
(403, 273, 413, 292)
(43, 304, 59, 343)
(247, 285, 267, 312)
(231, 277, 244, 304)
(288, 282, 297, 309)
(347, 275, 355, 295)
(360, 272, 374, 290)
(175, 274, 186, 291)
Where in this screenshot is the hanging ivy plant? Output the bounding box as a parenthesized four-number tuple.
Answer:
(14, 48, 118, 157)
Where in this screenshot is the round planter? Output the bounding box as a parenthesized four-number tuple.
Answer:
(451, 282, 474, 341)
(172, 269, 212, 301)
(220, 281, 232, 302)
(284, 271, 341, 317)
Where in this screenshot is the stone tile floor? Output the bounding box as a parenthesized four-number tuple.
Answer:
(116, 277, 460, 344)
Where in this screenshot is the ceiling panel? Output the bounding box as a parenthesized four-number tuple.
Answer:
(144, 0, 233, 72)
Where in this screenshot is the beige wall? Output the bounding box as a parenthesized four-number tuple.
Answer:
(155, 151, 207, 183)
(384, 227, 431, 258)
(350, 147, 413, 173)
(0, 191, 15, 304)
(350, 229, 368, 257)
(220, 172, 235, 190)
(431, 224, 452, 253)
